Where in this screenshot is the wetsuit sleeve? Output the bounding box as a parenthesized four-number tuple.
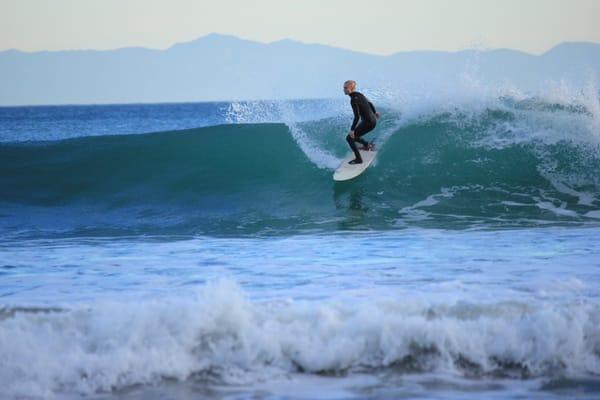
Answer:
(350, 99, 360, 130)
(369, 101, 377, 114)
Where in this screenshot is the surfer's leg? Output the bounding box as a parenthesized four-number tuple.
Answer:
(346, 134, 362, 161)
(355, 137, 368, 146)
(355, 123, 375, 150)
(346, 122, 376, 162)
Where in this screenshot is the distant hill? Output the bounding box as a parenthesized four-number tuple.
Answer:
(1, 33, 599, 105)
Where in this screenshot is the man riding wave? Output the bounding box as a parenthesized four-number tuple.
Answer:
(343, 80, 380, 164)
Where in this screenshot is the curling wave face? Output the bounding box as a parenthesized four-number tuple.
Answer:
(2, 94, 600, 237)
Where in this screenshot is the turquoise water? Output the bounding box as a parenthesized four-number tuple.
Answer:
(1, 96, 600, 399)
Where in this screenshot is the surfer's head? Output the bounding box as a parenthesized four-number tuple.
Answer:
(343, 80, 356, 95)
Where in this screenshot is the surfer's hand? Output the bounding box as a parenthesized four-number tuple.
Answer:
(349, 131, 355, 139)
(375, 112, 380, 119)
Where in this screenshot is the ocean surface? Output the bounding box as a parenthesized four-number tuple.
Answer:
(1, 88, 600, 399)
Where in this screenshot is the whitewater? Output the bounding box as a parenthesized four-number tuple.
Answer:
(1, 80, 600, 399)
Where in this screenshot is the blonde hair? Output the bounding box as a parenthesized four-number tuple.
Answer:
(344, 80, 356, 90)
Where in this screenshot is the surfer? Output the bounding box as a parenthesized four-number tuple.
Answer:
(343, 80, 380, 164)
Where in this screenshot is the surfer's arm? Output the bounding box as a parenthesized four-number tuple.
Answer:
(369, 101, 376, 113)
(369, 101, 381, 119)
(350, 99, 360, 131)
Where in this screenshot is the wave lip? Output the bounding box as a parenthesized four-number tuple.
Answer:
(1, 280, 599, 397)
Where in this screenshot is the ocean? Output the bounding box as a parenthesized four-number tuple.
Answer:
(1, 90, 600, 399)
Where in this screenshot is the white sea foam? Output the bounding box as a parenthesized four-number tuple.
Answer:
(1, 279, 599, 398)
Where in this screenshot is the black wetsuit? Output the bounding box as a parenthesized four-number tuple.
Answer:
(347, 91, 377, 161)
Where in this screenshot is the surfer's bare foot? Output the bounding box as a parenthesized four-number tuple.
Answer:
(360, 143, 375, 151)
(349, 158, 363, 165)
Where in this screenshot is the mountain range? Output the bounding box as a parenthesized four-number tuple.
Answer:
(1, 33, 599, 105)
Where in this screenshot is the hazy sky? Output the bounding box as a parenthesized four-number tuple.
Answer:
(1, 0, 599, 54)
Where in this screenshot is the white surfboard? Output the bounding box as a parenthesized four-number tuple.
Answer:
(333, 149, 377, 181)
